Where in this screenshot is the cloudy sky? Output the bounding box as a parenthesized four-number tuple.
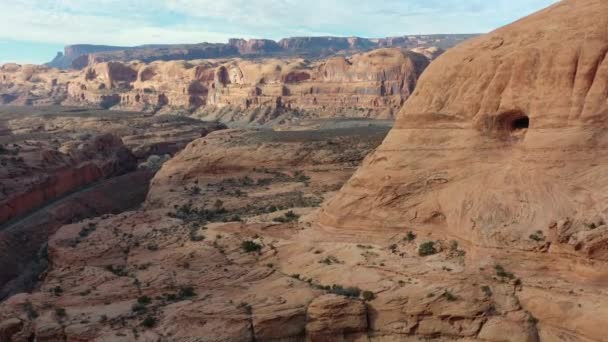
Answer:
(1, 0, 558, 64)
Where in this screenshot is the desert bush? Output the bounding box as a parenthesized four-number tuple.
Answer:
(273, 210, 300, 223)
(494, 264, 515, 279)
(105, 265, 128, 277)
(141, 315, 157, 328)
(405, 231, 417, 242)
(362, 291, 376, 301)
(329, 285, 361, 298)
(178, 286, 196, 299)
(242, 240, 262, 253)
(443, 291, 458, 301)
(55, 307, 67, 318)
(418, 242, 437, 256)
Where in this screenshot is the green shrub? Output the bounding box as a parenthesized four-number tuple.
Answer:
(494, 264, 515, 279)
(242, 240, 262, 253)
(105, 265, 128, 277)
(443, 291, 458, 301)
(55, 307, 67, 318)
(141, 315, 157, 328)
(418, 242, 437, 256)
(329, 285, 361, 298)
(362, 291, 376, 301)
(131, 302, 147, 313)
(137, 296, 151, 305)
(273, 210, 300, 223)
(178, 286, 196, 299)
(481, 285, 492, 296)
(405, 231, 417, 242)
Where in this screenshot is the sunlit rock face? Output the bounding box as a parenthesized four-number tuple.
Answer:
(322, 0, 608, 254)
(320, 1, 608, 338)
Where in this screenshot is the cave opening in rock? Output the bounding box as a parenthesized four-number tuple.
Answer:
(511, 116, 529, 131)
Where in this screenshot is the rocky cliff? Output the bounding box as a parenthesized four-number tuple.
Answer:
(320, 0, 608, 339)
(75, 48, 428, 120)
(4, 48, 431, 122)
(45, 34, 474, 70)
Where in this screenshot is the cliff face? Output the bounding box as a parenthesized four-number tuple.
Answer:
(43, 34, 473, 70)
(62, 48, 429, 121)
(319, 0, 608, 339)
(46, 45, 129, 69)
(0, 134, 137, 225)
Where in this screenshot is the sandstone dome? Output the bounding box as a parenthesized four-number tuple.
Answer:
(322, 0, 608, 258)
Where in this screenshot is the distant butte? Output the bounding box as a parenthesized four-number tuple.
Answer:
(45, 34, 478, 70)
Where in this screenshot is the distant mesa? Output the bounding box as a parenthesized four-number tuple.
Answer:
(44, 34, 478, 70)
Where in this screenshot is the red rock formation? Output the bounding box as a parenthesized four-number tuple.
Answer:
(65, 48, 429, 120)
(0, 134, 136, 225)
(320, 0, 608, 339)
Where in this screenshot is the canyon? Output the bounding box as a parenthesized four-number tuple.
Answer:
(1, 0, 608, 341)
(2, 48, 431, 123)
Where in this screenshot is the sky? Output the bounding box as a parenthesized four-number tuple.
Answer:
(0, 0, 559, 65)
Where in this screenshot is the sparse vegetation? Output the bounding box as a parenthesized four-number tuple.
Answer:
(51, 285, 63, 296)
(328, 284, 361, 298)
(356, 244, 373, 249)
(105, 265, 128, 277)
(319, 255, 341, 265)
(529, 230, 545, 242)
(273, 210, 300, 223)
(169, 203, 228, 223)
(178, 286, 196, 299)
(55, 307, 67, 318)
(481, 285, 492, 296)
(131, 302, 147, 313)
(238, 302, 253, 315)
(494, 264, 515, 279)
(78, 222, 97, 239)
(418, 241, 438, 256)
(141, 315, 157, 328)
(137, 296, 151, 305)
(443, 290, 458, 301)
(405, 231, 417, 242)
(362, 290, 376, 301)
(189, 227, 205, 241)
(242, 240, 262, 253)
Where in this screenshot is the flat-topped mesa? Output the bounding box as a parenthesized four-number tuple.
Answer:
(321, 0, 608, 255)
(66, 48, 430, 120)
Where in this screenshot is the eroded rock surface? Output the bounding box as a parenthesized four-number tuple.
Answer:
(320, 0, 608, 340)
(3, 49, 429, 122)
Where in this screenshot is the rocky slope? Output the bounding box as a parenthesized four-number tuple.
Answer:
(2, 1, 606, 341)
(0, 106, 224, 225)
(0, 106, 225, 297)
(320, 0, 608, 340)
(3, 48, 430, 122)
(45, 34, 476, 70)
(0, 123, 394, 341)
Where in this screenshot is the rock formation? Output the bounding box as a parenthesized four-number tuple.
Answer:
(3, 48, 430, 122)
(3, 1, 606, 341)
(45, 34, 476, 70)
(320, 0, 608, 339)
(69, 48, 428, 121)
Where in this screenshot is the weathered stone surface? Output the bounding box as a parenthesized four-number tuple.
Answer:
(320, 0, 608, 340)
(306, 294, 367, 341)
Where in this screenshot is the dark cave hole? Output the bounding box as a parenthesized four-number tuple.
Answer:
(511, 116, 529, 131)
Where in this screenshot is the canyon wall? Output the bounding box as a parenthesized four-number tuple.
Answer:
(68, 48, 429, 120)
(2, 48, 431, 121)
(319, 0, 608, 339)
(45, 34, 475, 70)
(0, 134, 137, 225)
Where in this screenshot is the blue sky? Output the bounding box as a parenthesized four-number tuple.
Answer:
(0, 0, 558, 64)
